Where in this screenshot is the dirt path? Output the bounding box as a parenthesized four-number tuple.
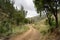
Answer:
(9, 24, 40, 40)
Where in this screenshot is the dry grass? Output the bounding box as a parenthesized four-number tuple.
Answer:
(33, 19, 50, 34)
(11, 25, 29, 35)
(32, 16, 60, 40)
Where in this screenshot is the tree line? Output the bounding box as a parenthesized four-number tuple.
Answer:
(0, 0, 29, 36)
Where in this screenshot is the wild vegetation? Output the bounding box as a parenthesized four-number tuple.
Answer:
(0, 0, 60, 40)
(34, 0, 60, 32)
(0, 0, 29, 38)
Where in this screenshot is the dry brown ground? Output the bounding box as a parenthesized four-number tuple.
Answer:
(9, 24, 41, 40)
(9, 18, 60, 40)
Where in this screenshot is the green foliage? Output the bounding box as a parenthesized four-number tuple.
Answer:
(40, 30, 48, 35)
(34, 0, 60, 28)
(0, 0, 15, 17)
(0, 19, 12, 37)
(23, 19, 29, 24)
(13, 6, 28, 25)
(0, 0, 14, 36)
(0, 0, 29, 37)
(33, 0, 44, 13)
(45, 17, 56, 33)
(46, 13, 55, 26)
(46, 17, 55, 26)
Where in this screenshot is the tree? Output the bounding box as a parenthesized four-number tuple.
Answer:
(0, 0, 15, 36)
(13, 6, 27, 25)
(34, 0, 60, 28)
(0, 0, 15, 18)
(0, 0, 28, 36)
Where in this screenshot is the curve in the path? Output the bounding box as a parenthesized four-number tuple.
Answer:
(9, 24, 40, 40)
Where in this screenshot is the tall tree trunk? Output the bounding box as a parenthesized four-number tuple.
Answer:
(55, 12, 58, 28)
(55, 1, 58, 28)
(40, 11, 41, 17)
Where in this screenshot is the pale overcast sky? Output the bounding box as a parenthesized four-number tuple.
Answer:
(14, 0, 39, 18)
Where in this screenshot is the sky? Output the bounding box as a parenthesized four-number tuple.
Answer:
(14, 0, 39, 18)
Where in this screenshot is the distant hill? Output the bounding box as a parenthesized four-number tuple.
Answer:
(27, 14, 46, 22)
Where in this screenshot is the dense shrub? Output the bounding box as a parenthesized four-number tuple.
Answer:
(0, 19, 12, 37)
(45, 17, 56, 32)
